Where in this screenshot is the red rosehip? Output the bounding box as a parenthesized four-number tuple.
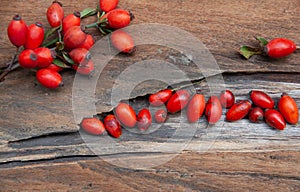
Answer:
(266, 38, 296, 58)
(7, 15, 27, 47)
(24, 22, 44, 49)
(46, 63, 63, 72)
(110, 30, 135, 53)
(154, 109, 167, 123)
(226, 100, 252, 122)
(47, 0, 64, 28)
(100, 0, 119, 12)
(186, 94, 206, 123)
(264, 109, 286, 130)
(78, 34, 94, 50)
(166, 90, 191, 113)
(104, 114, 122, 138)
(69, 48, 90, 64)
(80, 117, 106, 135)
(18, 49, 38, 68)
(36, 68, 63, 89)
(115, 103, 136, 128)
(34, 47, 55, 68)
(63, 26, 87, 50)
(249, 107, 264, 123)
(149, 89, 173, 107)
(72, 60, 95, 76)
(278, 93, 299, 124)
(62, 12, 81, 34)
(137, 108, 152, 131)
(107, 9, 133, 29)
(220, 90, 235, 108)
(205, 96, 222, 124)
(250, 90, 274, 109)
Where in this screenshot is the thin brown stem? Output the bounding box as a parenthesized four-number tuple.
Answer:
(0, 47, 20, 82)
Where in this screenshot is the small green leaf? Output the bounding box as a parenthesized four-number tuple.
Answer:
(81, 8, 98, 19)
(53, 59, 70, 68)
(62, 52, 75, 64)
(255, 37, 269, 46)
(44, 26, 60, 41)
(239, 46, 261, 59)
(42, 37, 59, 48)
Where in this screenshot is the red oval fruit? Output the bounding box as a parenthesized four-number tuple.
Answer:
(63, 26, 87, 50)
(34, 47, 54, 68)
(278, 92, 299, 124)
(18, 49, 38, 68)
(187, 94, 206, 123)
(110, 30, 135, 53)
(220, 90, 235, 108)
(100, 0, 119, 12)
(80, 117, 105, 135)
(226, 100, 252, 122)
(154, 109, 167, 123)
(137, 108, 152, 131)
(24, 22, 44, 49)
(104, 114, 122, 138)
(115, 103, 136, 128)
(62, 12, 81, 34)
(250, 90, 274, 109)
(73, 60, 95, 76)
(107, 9, 132, 29)
(166, 90, 191, 113)
(205, 96, 222, 124)
(7, 15, 27, 47)
(249, 107, 264, 123)
(69, 48, 90, 64)
(78, 34, 94, 50)
(46, 63, 63, 72)
(47, 0, 64, 28)
(264, 109, 286, 130)
(266, 38, 296, 58)
(36, 68, 63, 89)
(149, 89, 173, 107)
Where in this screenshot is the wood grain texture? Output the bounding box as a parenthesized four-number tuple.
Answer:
(0, 0, 299, 191)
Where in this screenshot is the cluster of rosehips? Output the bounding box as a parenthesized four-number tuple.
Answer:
(80, 88, 299, 138)
(4, 0, 135, 88)
(239, 36, 298, 59)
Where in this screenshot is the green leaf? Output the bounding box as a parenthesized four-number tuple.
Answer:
(239, 46, 261, 59)
(53, 59, 70, 68)
(255, 37, 269, 46)
(42, 37, 59, 48)
(80, 8, 98, 19)
(44, 26, 60, 41)
(62, 52, 75, 64)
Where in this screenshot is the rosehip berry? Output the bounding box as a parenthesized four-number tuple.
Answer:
(47, 0, 64, 28)
(166, 90, 191, 113)
(107, 9, 133, 29)
(137, 108, 152, 131)
(7, 15, 27, 47)
(278, 92, 299, 124)
(186, 94, 206, 123)
(62, 12, 81, 34)
(24, 22, 44, 49)
(149, 89, 173, 107)
(80, 117, 106, 135)
(72, 60, 95, 76)
(250, 90, 274, 109)
(78, 34, 94, 50)
(18, 49, 38, 68)
(266, 38, 296, 58)
(154, 109, 167, 123)
(104, 114, 122, 138)
(63, 26, 87, 50)
(34, 47, 55, 68)
(46, 63, 63, 72)
(264, 109, 286, 130)
(249, 107, 264, 123)
(220, 90, 235, 108)
(36, 68, 63, 89)
(100, 0, 119, 12)
(115, 103, 136, 128)
(110, 30, 135, 53)
(226, 100, 252, 122)
(205, 96, 222, 124)
(69, 48, 90, 64)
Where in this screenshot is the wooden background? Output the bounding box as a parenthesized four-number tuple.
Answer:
(0, 0, 299, 191)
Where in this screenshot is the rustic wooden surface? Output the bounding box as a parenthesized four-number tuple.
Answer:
(0, 0, 299, 191)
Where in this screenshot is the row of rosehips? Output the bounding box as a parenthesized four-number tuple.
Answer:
(80, 89, 299, 138)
